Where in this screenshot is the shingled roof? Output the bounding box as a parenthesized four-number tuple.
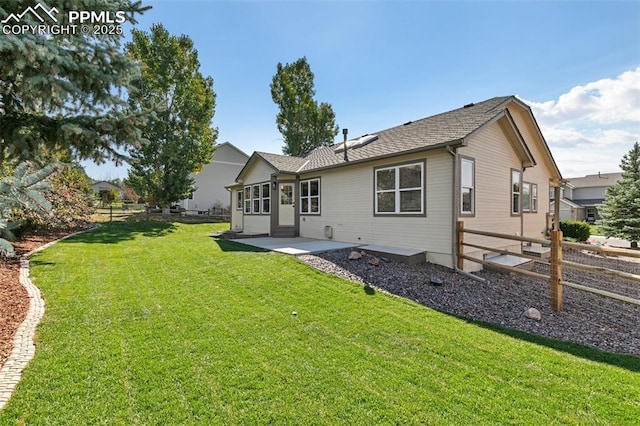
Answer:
(248, 95, 527, 176)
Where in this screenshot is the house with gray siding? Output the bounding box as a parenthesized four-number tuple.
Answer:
(550, 172, 622, 222)
(229, 96, 562, 271)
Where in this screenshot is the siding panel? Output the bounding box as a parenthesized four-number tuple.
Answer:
(300, 150, 454, 267)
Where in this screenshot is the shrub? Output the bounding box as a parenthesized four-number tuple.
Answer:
(560, 220, 591, 242)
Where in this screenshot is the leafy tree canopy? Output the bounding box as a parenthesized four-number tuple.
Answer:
(270, 57, 338, 156)
(597, 141, 640, 248)
(0, 0, 150, 165)
(126, 23, 217, 207)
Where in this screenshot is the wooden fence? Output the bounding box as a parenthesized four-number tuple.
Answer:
(457, 221, 640, 311)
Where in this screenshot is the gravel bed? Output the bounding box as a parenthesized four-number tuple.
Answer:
(298, 249, 640, 357)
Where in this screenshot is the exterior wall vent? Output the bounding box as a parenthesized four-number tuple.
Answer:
(324, 226, 333, 239)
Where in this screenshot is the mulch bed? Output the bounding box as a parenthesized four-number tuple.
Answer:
(0, 231, 76, 367)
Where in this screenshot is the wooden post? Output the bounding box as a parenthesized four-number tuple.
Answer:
(109, 205, 113, 222)
(553, 185, 561, 231)
(550, 230, 563, 311)
(457, 221, 464, 270)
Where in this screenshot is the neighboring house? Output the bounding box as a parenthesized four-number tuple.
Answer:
(550, 172, 622, 222)
(91, 180, 123, 198)
(180, 142, 249, 212)
(229, 96, 562, 271)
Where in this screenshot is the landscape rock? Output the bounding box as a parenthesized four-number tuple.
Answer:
(430, 276, 444, 286)
(348, 251, 363, 260)
(369, 257, 380, 266)
(524, 307, 542, 321)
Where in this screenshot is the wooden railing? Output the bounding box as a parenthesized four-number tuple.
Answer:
(457, 221, 640, 311)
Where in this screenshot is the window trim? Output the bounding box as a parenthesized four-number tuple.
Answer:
(374, 160, 426, 217)
(511, 169, 522, 216)
(252, 184, 261, 214)
(459, 156, 475, 217)
(261, 183, 271, 214)
(531, 183, 538, 213)
(522, 182, 531, 213)
(236, 190, 243, 211)
(243, 186, 251, 214)
(300, 178, 321, 215)
(244, 182, 271, 215)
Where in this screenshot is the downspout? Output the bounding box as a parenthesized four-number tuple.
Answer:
(521, 163, 525, 240)
(447, 145, 459, 270)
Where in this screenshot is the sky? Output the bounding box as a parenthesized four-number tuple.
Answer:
(81, 0, 640, 181)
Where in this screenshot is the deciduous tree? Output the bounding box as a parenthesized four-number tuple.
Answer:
(126, 23, 217, 208)
(270, 57, 338, 156)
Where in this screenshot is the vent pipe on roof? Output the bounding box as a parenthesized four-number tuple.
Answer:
(343, 128, 349, 162)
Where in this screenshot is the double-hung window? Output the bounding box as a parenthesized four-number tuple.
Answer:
(300, 178, 320, 214)
(375, 162, 424, 215)
(522, 182, 538, 213)
(252, 185, 261, 214)
(261, 183, 271, 214)
(511, 170, 522, 215)
(243, 186, 251, 213)
(460, 157, 475, 215)
(523, 182, 531, 212)
(236, 190, 243, 211)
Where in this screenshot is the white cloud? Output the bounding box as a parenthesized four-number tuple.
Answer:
(519, 67, 640, 177)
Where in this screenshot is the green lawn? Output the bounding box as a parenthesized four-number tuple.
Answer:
(1, 222, 638, 424)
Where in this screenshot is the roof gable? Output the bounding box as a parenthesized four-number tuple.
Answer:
(567, 172, 622, 188)
(216, 142, 250, 160)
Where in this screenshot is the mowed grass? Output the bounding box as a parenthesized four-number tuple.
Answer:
(1, 222, 638, 424)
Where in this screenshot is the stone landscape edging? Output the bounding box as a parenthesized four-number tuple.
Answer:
(0, 227, 97, 410)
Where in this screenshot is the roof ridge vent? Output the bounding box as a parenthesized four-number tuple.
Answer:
(403, 121, 413, 126)
(463, 102, 475, 108)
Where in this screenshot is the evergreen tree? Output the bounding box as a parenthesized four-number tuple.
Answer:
(597, 142, 640, 249)
(270, 57, 339, 156)
(0, 0, 151, 164)
(0, 163, 58, 257)
(126, 23, 217, 208)
(0, 1, 149, 254)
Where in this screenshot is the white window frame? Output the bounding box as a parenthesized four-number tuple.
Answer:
(236, 190, 243, 211)
(252, 184, 261, 214)
(523, 182, 531, 212)
(243, 186, 251, 214)
(261, 183, 271, 214)
(374, 161, 424, 215)
(460, 157, 475, 215)
(300, 178, 320, 215)
(531, 184, 538, 213)
(511, 169, 522, 215)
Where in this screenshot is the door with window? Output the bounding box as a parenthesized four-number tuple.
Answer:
(278, 183, 295, 226)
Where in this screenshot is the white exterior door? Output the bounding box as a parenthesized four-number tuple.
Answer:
(278, 183, 295, 226)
